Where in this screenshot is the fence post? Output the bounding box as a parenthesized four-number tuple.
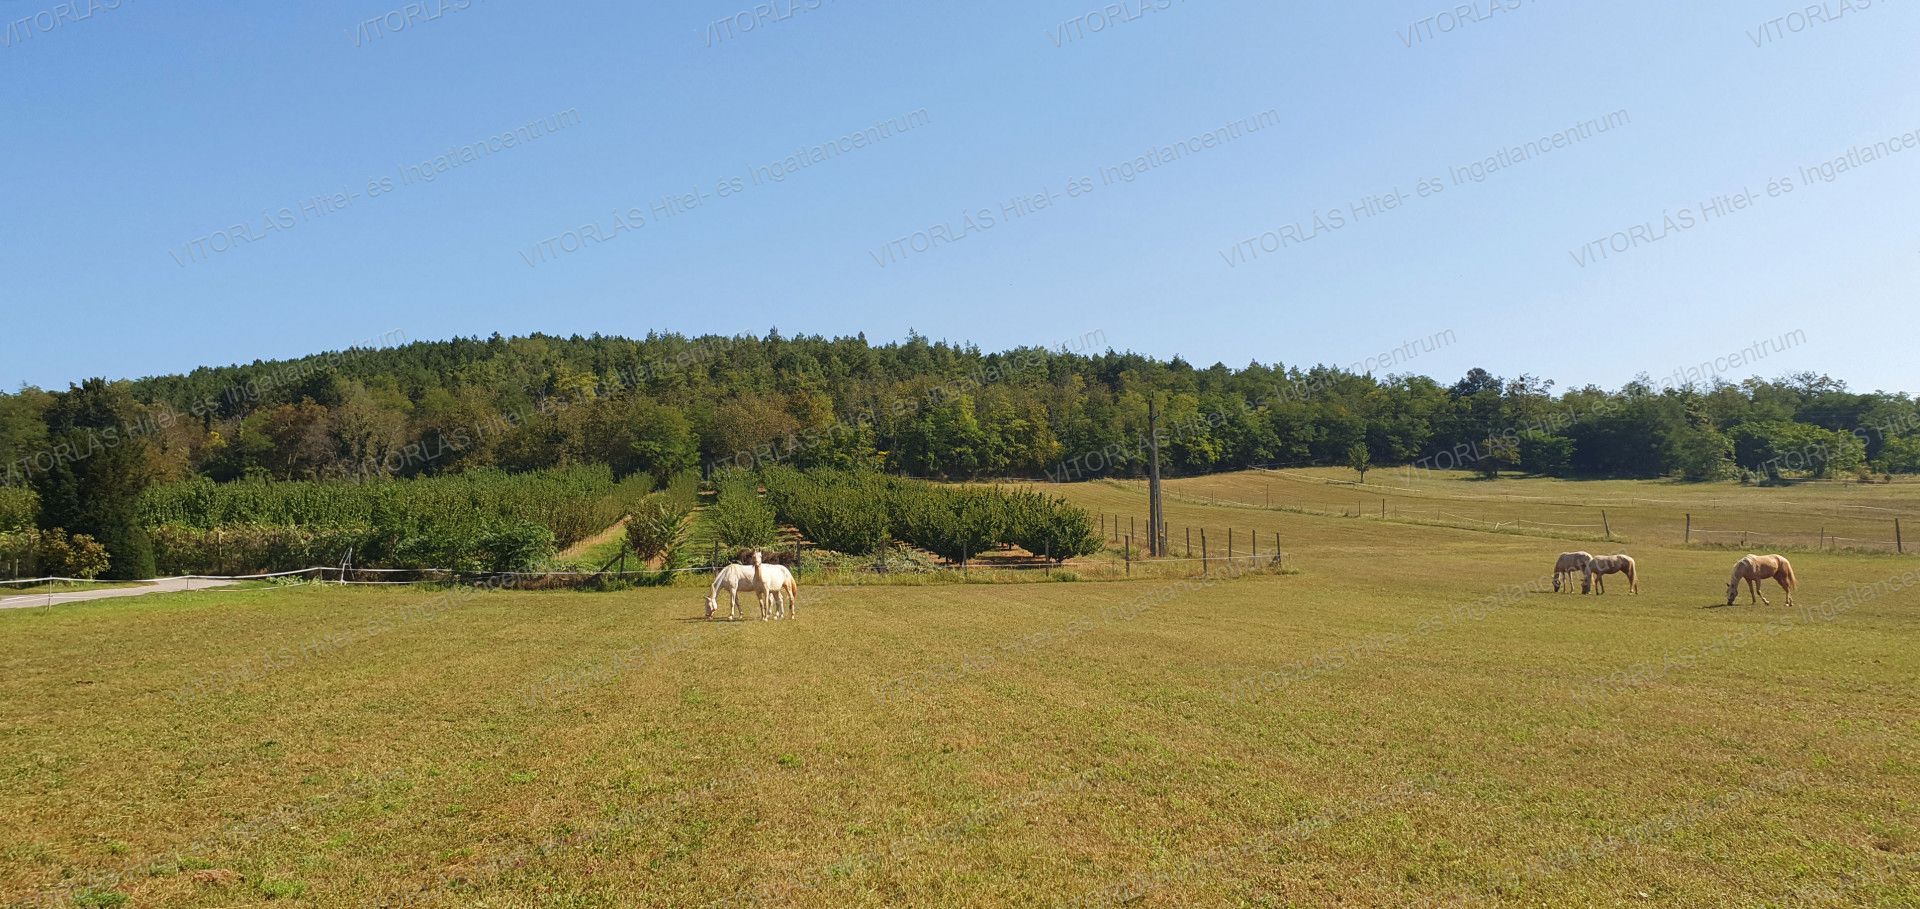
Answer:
(1382, 498, 1387, 519)
(1125, 535, 1132, 576)
(1819, 527, 1824, 550)
(1185, 527, 1191, 558)
(1201, 530, 1209, 576)
(793, 541, 801, 575)
(1227, 528, 1233, 561)
(1602, 511, 1611, 541)
(1684, 513, 1691, 544)
(1130, 516, 1135, 541)
(1898, 519, 1904, 554)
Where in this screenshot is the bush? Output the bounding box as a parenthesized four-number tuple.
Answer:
(761, 467, 890, 555)
(759, 469, 1101, 565)
(625, 494, 692, 567)
(1003, 490, 1102, 564)
(473, 522, 556, 573)
(0, 528, 111, 579)
(709, 474, 779, 550)
(888, 483, 1004, 564)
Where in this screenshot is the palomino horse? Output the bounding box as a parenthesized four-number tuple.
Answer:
(1552, 551, 1593, 593)
(1583, 554, 1637, 594)
(1727, 554, 1796, 606)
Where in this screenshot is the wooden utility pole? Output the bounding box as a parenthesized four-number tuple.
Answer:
(1147, 398, 1165, 557)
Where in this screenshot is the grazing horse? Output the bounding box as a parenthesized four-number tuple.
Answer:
(1553, 551, 1593, 593)
(1584, 554, 1637, 595)
(1727, 554, 1796, 607)
(705, 563, 771, 621)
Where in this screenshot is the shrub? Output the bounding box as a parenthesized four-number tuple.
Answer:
(0, 528, 111, 579)
(1003, 490, 1102, 564)
(709, 475, 779, 550)
(761, 467, 890, 555)
(625, 494, 692, 566)
(473, 522, 556, 573)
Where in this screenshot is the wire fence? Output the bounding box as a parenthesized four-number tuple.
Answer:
(1112, 467, 1916, 555)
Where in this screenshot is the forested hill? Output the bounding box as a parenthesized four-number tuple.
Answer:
(3, 330, 1918, 494)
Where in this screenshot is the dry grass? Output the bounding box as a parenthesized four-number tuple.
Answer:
(2, 473, 1918, 907)
(1073, 467, 1920, 555)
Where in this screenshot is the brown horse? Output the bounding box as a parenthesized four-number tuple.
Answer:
(1553, 551, 1592, 593)
(1727, 554, 1795, 606)
(1584, 554, 1637, 594)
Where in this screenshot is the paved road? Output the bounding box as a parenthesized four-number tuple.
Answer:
(0, 577, 237, 610)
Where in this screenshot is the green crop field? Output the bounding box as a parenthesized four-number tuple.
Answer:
(3, 472, 1917, 907)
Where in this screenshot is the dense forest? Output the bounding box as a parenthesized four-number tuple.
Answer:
(3, 330, 1917, 577)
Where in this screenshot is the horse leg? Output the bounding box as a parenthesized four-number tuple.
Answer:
(1778, 577, 1793, 607)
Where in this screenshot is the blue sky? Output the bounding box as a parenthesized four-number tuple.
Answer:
(4, 0, 1916, 394)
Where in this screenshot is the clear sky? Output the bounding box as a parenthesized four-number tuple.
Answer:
(4, 0, 1916, 394)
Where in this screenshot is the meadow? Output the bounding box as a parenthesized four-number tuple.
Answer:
(2, 470, 1916, 907)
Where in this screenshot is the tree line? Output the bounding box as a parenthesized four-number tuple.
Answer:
(2, 330, 1915, 576)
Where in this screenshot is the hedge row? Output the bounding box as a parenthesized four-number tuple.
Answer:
(136, 465, 649, 551)
(146, 521, 556, 576)
(130, 466, 651, 574)
(760, 468, 1101, 563)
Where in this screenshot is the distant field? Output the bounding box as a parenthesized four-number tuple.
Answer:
(1059, 467, 1920, 554)
(4, 472, 1917, 907)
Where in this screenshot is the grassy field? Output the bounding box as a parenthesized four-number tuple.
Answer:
(1065, 467, 1920, 555)
(3, 472, 1918, 907)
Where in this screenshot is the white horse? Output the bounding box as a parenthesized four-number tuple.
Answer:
(703, 552, 800, 621)
(705, 563, 768, 621)
(750, 550, 798, 621)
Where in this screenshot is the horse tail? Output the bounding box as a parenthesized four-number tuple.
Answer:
(785, 576, 798, 605)
(1778, 557, 1796, 590)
